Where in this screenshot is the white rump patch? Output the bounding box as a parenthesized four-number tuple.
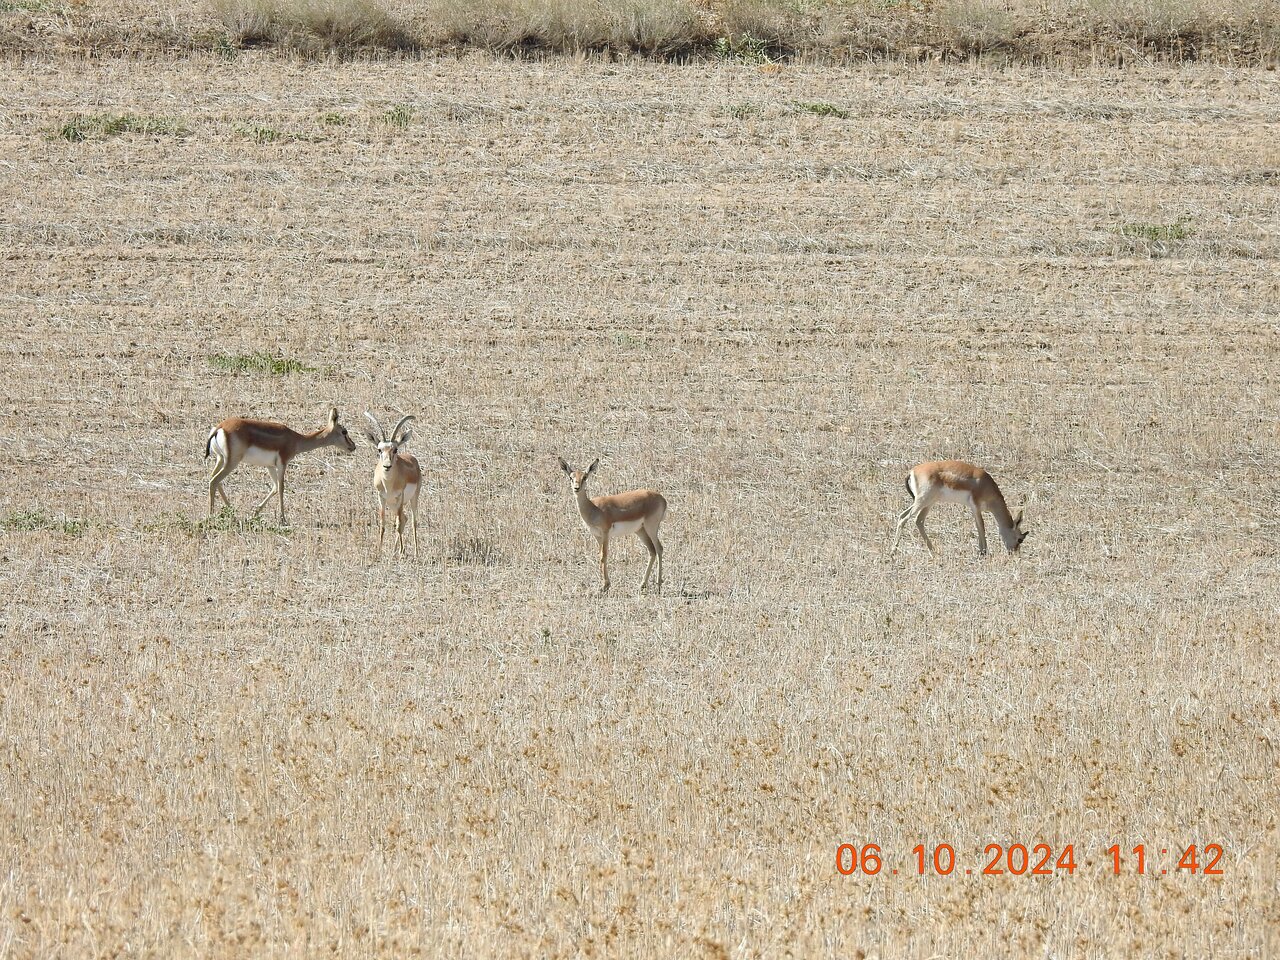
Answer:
(209, 429, 229, 461)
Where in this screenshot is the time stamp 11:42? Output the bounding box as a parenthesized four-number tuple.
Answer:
(836, 843, 1226, 878)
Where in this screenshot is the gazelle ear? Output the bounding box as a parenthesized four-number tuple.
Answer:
(397, 427, 412, 445)
(328, 407, 339, 426)
(1014, 509, 1025, 528)
(558, 457, 571, 474)
(363, 428, 380, 446)
(587, 458, 600, 474)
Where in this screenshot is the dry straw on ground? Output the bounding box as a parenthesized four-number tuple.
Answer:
(0, 52, 1278, 957)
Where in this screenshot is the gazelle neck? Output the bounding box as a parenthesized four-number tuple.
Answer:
(987, 493, 1020, 549)
(296, 427, 336, 455)
(575, 486, 603, 526)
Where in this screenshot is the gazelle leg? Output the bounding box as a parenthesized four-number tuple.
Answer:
(276, 464, 288, 524)
(598, 535, 610, 593)
(972, 505, 988, 557)
(915, 508, 936, 554)
(891, 503, 918, 554)
(252, 466, 279, 517)
(411, 501, 420, 557)
(637, 529, 658, 591)
(396, 505, 406, 556)
(377, 502, 385, 555)
(654, 531, 663, 592)
(209, 461, 234, 515)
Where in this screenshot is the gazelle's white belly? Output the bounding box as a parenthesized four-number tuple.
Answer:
(934, 486, 976, 507)
(242, 445, 282, 468)
(608, 518, 644, 537)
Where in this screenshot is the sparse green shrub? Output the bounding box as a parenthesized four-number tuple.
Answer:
(1116, 217, 1195, 244)
(56, 114, 189, 142)
(378, 104, 414, 128)
(237, 123, 284, 143)
(213, 32, 240, 58)
(1, 510, 89, 536)
(210, 351, 315, 375)
(0, 0, 58, 10)
(796, 100, 851, 119)
(150, 508, 291, 536)
(714, 32, 774, 62)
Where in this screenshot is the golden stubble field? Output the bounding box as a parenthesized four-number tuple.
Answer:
(1, 52, 1278, 957)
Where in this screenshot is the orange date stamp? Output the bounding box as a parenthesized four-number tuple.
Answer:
(836, 842, 1226, 877)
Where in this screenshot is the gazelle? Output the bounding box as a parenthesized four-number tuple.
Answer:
(204, 406, 357, 524)
(891, 460, 1027, 557)
(362, 412, 422, 557)
(558, 457, 667, 594)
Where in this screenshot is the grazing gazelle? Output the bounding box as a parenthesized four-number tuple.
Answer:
(891, 460, 1028, 557)
(362, 412, 422, 557)
(204, 407, 357, 524)
(558, 457, 667, 593)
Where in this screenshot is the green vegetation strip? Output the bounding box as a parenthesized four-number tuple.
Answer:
(210, 352, 314, 376)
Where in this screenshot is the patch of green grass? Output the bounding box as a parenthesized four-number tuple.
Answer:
(0, 0, 58, 11)
(796, 101, 851, 119)
(149, 508, 291, 536)
(144, 512, 202, 537)
(234, 123, 321, 144)
(726, 102, 762, 120)
(318, 111, 349, 125)
(1115, 217, 1195, 244)
(237, 123, 285, 143)
(1, 510, 89, 536)
(210, 351, 315, 376)
(378, 104, 413, 128)
(56, 114, 190, 142)
(614, 333, 648, 350)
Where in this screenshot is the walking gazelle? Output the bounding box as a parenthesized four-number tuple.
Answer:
(205, 407, 357, 524)
(558, 457, 667, 594)
(891, 460, 1028, 557)
(362, 412, 422, 557)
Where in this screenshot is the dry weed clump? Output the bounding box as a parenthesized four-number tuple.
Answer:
(426, 0, 705, 56)
(3, 0, 1279, 60)
(212, 0, 415, 51)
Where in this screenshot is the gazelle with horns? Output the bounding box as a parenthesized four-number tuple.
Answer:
(558, 457, 667, 594)
(205, 407, 357, 524)
(891, 460, 1028, 557)
(363, 412, 422, 557)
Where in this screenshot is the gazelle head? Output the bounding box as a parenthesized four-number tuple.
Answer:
(1007, 509, 1029, 553)
(558, 456, 599, 494)
(364, 412, 414, 469)
(327, 407, 358, 453)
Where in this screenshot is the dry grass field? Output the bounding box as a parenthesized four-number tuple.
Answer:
(1, 51, 1279, 957)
